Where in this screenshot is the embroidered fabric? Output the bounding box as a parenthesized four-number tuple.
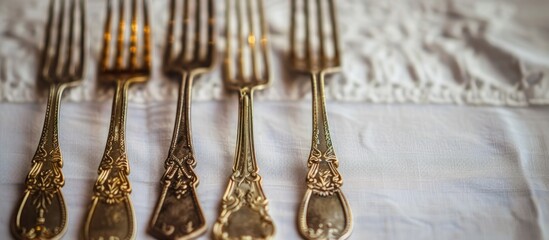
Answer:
(1, 0, 548, 105)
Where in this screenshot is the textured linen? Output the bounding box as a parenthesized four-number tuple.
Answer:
(0, 101, 548, 239)
(1, 0, 549, 105)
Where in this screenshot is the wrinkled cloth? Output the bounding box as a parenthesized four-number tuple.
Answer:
(0, 101, 548, 239)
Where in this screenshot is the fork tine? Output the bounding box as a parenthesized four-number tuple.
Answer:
(77, 0, 86, 77)
(179, 0, 190, 63)
(50, 0, 65, 77)
(115, 0, 126, 69)
(304, 0, 312, 68)
(163, 0, 176, 68)
(316, 0, 325, 67)
(245, 0, 258, 81)
(225, 0, 269, 86)
(192, 0, 202, 61)
(143, 0, 151, 69)
(62, 0, 75, 76)
(41, 0, 56, 79)
(100, 0, 113, 71)
(289, 0, 297, 63)
(204, 0, 215, 66)
(129, 0, 138, 69)
(235, 0, 244, 80)
(328, 0, 340, 66)
(257, 0, 269, 82)
(224, 0, 233, 81)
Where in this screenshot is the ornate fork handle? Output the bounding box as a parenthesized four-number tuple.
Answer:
(149, 72, 207, 240)
(306, 73, 342, 193)
(213, 88, 275, 240)
(13, 84, 68, 240)
(298, 72, 353, 240)
(84, 80, 135, 240)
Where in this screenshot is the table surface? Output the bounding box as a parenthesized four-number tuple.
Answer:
(1, 101, 548, 239)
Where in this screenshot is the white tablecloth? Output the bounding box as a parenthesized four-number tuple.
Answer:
(2, 0, 549, 239)
(1, 100, 548, 239)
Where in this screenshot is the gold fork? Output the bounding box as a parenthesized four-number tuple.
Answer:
(290, 0, 353, 239)
(11, 0, 85, 239)
(212, 0, 275, 239)
(148, 0, 215, 239)
(82, 0, 151, 239)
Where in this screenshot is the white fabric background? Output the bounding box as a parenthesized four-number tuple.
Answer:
(1, 101, 548, 239)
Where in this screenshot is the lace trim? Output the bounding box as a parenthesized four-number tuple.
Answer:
(1, 0, 548, 105)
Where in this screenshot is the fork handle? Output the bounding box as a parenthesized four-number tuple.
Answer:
(233, 89, 259, 172)
(297, 72, 353, 240)
(84, 80, 135, 240)
(308, 72, 342, 190)
(310, 71, 343, 150)
(213, 88, 276, 240)
(12, 84, 68, 240)
(149, 72, 207, 239)
(168, 72, 196, 165)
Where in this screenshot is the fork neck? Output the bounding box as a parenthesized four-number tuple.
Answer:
(168, 71, 196, 158)
(232, 87, 259, 174)
(36, 83, 67, 153)
(103, 80, 131, 159)
(310, 71, 333, 153)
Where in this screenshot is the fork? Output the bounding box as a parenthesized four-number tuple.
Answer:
(212, 0, 276, 239)
(82, 0, 151, 239)
(148, 0, 215, 239)
(11, 0, 85, 239)
(289, 0, 353, 239)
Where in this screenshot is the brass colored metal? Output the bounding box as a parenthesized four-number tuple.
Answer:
(289, 0, 353, 239)
(212, 0, 275, 239)
(148, 0, 216, 239)
(11, 0, 86, 239)
(82, 0, 151, 239)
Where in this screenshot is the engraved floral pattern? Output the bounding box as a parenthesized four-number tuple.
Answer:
(163, 151, 198, 200)
(96, 176, 131, 204)
(93, 106, 132, 205)
(306, 147, 343, 196)
(26, 147, 64, 213)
